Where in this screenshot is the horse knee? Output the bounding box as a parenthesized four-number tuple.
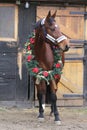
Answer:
(37, 93, 45, 103)
(50, 93, 57, 102)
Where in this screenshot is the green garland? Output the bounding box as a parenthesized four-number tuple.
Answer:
(24, 30, 63, 85)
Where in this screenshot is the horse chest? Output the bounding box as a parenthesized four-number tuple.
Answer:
(39, 43, 54, 70)
(45, 43, 54, 65)
(35, 43, 54, 70)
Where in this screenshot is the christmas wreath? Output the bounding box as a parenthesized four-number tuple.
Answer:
(24, 30, 63, 85)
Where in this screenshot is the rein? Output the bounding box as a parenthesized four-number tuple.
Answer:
(41, 18, 67, 45)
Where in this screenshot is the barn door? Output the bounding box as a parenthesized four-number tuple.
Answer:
(37, 6, 85, 106)
(55, 7, 84, 106)
(0, 4, 18, 100)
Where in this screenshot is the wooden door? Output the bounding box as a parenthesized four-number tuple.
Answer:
(37, 6, 85, 106)
(0, 4, 18, 100)
(0, 4, 36, 101)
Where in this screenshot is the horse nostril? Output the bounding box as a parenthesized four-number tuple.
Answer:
(64, 45, 69, 51)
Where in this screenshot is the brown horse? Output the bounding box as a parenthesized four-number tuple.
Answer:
(26, 10, 69, 124)
(33, 11, 69, 124)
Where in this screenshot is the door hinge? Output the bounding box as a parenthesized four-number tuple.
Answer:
(70, 11, 87, 15)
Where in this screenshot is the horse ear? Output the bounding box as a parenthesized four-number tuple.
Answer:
(46, 10, 51, 19)
(52, 10, 57, 18)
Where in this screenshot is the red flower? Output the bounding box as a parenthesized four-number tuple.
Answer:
(55, 63, 61, 68)
(27, 46, 31, 50)
(43, 71, 49, 77)
(32, 67, 39, 73)
(30, 38, 35, 44)
(27, 55, 32, 62)
(54, 74, 60, 79)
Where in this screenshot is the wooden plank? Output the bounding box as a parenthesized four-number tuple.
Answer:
(0, 52, 17, 100)
(1, 0, 87, 4)
(14, 5, 18, 41)
(57, 16, 84, 39)
(57, 60, 83, 99)
(83, 6, 87, 102)
(0, 80, 16, 100)
(59, 75, 82, 94)
(63, 93, 83, 98)
(0, 41, 17, 53)
(65, 57, 83, 61)
(85, 7, 87, 40)
(56, 99, 83, 106)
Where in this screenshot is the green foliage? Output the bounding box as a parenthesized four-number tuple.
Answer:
(24, 31, 63, 84)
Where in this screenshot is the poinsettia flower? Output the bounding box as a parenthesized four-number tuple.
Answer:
(55, 63, 61, 68)
(54, 74, 60, 79)
(27, 46, 31, 50)
(43, 71, 49, 77)
(27, 55, 32, 62)
(30, 38, 35, 44)
(32, 67, 39, 73)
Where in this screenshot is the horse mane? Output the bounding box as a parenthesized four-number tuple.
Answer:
(34, 19, 42, 29)
(35, 26, 45, 44)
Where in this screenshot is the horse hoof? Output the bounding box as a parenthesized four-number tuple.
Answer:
(38, 114, 44, 122)
(38, 117, 44, 122)
(55, 120, 61, 125)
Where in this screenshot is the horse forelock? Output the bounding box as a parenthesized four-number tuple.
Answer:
(35, 17, 55, 29)
(47, 17, 55, 25)
(34, 19, 42, 29)
(34, 16, 55, 35)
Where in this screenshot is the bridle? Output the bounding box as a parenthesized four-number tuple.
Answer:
(46, 34, 67, 45)
(40, 18, 67, 45)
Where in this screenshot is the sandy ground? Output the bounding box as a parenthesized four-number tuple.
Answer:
(0, 106, 87, 130)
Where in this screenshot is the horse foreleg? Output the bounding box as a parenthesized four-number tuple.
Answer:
(37, 93, 45, 121)
(36, 80, 46, 121)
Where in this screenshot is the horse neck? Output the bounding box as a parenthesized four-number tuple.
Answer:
(34, 30, 54, 70)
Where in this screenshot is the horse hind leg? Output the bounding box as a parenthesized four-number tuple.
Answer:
(50, 104, 54, 116)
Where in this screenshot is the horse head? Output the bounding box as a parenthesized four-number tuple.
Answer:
(39, 10, 70, 52)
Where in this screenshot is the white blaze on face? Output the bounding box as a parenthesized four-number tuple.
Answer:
(42, 104, 45, 110)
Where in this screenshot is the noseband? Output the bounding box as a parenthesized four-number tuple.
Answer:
(41, 18, 67, 45)
(46, 34, 67, 45)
